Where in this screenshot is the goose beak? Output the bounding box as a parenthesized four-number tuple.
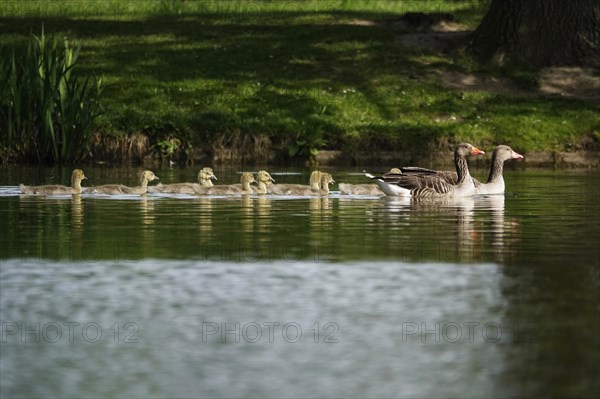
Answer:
(270, 176, 276, 183)
(211, 175, 218, 180)
(154, 176, 159, 180)
(470, 147, 485, 156)
(511, 150, 524, 159)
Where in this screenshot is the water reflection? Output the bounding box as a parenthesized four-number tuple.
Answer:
(255, 196, 272, 235)
(240, 195, 253, 234)
(6, 188, 524, 265)
(358, 195, 521, 264)
(476, 195, 509, 263)
(1, 169, 599, 398)
(195, 197, 213, 236)
(71, 195, 83, 231)
(139, 196, 155, 227)
(309, 196, 332, 221)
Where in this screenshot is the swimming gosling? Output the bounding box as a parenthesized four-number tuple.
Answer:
(149, 167, 217, 194)
(84, 170, 159, 195)
(203, 172, 256, 195)
(20, 169, 87, 195)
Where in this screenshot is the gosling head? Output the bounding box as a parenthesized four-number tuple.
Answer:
(72, 169, 87, 181)
(241, 172, 256, 185)
(71, 169, 87, 189)
(388, 168, 401, 174)
(142, 170, 159, 181)
(199, 167, 218, 181)
(257, 170, 275, 185)
(310, 170, 323, 183)
(320, 173, 335, 186)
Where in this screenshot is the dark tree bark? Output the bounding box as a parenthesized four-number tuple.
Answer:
(469, 0, 600, 67)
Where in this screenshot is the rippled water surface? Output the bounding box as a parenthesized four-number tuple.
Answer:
(1, 166, 599, 398)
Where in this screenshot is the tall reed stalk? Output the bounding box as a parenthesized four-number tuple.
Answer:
(0, 29, 102, 163)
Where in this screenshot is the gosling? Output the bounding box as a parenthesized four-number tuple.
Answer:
(203, 172, 256, 195)
(253, 170, 276, 194)
(149, 167, 217, 194)
(84, 170, 159, 195)
(269, 170, 323, 194)
(338, 168, 401, 195)
(20, 169, 87, 195)
(280, 173, 335, 196)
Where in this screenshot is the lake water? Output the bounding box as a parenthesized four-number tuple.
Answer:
(1, 166, 599, 398)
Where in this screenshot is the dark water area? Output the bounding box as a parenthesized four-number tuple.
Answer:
(1, 166, 599, 398)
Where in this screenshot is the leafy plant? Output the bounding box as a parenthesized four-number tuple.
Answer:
(287, 126, 328, 161)
(0, 28, 103, 163)
(154, 136, 182, 160)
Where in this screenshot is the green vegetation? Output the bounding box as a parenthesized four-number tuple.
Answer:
(0, 0, 597, 164)
(0, 29, 103, 163)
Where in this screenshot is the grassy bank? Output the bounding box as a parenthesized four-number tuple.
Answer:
(0, 0, 598, 164)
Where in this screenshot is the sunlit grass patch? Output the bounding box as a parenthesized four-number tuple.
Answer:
(0, 0, 597, 163)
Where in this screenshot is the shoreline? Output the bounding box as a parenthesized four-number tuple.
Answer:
(313, 150, 600, 168)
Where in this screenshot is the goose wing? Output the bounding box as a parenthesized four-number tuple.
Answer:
(396, 174, 454, 196)
(369, 173, 455, 197)
(401, 167, 459, 185)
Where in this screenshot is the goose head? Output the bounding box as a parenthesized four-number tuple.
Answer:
(198, 167, 218, 186)
(455, 143, 485, 158)
(494, 145, 523, 162)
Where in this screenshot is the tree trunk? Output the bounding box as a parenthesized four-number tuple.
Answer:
(469, 0, 600, 67)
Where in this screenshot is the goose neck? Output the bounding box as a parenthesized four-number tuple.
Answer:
(454, 155, 471, 185)
(487, 154, 505, 183)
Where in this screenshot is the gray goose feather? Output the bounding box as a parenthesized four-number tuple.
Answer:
(368, 143, 485, 198)
(399, 145, 523, 194)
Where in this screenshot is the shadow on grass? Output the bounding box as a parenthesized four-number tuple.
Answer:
(1, 4, 596, 163)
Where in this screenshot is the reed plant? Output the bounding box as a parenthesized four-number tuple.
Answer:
(0, 29, 102, 164)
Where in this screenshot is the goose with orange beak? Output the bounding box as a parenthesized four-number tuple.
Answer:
(367, 143, 485, 198)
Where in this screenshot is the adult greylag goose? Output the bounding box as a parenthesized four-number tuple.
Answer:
(84, 170, 159, 195)
(476, 145, 523, 194)
(269, 170, 323, 195)
(203, 172, 255, 195)
(279, 173, 335, 196)
(338, 168, 401, 195)
(368, 143, 484, 198)
(253, 170, 275, 194)
(149, 167, 217, 194)
(400, 145, 523, 194)
(20, 169, 87, 195)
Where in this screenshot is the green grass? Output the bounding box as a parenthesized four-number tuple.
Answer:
(0, 0, 597, 163)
